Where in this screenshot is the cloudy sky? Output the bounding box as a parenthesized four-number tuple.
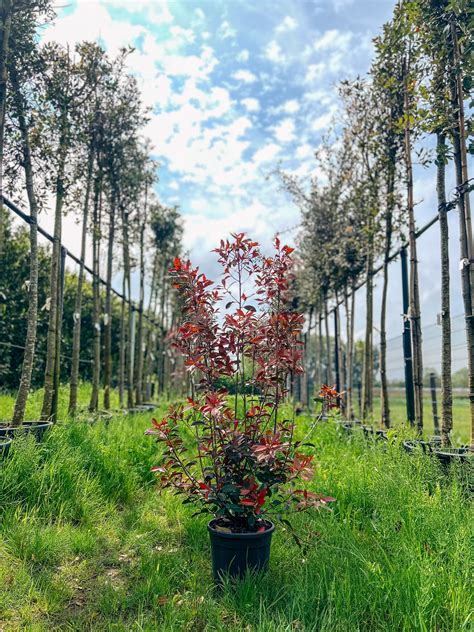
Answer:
(35, 0, 468, 375)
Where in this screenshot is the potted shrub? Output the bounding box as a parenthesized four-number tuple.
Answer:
(146, 234, 334, 582)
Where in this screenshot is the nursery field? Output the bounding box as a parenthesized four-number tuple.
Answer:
(0, 389, 472, 631)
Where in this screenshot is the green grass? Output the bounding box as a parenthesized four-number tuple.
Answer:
(0, 388, 472, 630)
(356, 396, 471, 445)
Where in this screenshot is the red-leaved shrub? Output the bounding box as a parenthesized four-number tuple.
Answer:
(146, 234, 334, 532)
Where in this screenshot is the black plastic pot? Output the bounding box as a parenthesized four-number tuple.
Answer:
(143, 402, 160, 409)
(375, 429, 388, 441)
(337, 419, 362, 435)
(361, 425, 375, 438)
(208, 519, 275, 583)
(0, 421, 53, 441)
(135, 404, 157, 412)
(402, 439, 433, 455)
(0, 438, 12, 459)
(432, 447, 473, 466)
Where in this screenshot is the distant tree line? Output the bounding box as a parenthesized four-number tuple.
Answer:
(284, 0, 473, 445)
(0, 1, 183, 423)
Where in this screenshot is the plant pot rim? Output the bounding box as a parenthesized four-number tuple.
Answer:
(208, 518, 275, 539)
(0, 437, 12, 445)
(434, 447, 472, 456)
(0, 420, 53, 429)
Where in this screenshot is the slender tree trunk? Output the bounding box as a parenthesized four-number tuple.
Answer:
(118, 273, 126, 409)
(68, 142, 94, 414)
(450, 23, 474, 447)
(334, 296, 343, 397)
(89, 178, 102, 412)
(301, 311, 311, 406)
(103, 195, 115, 410)
(344, 285, 351, 417)
(317, 311, 323, 389)
(347, 282, 356, 419)
(0, 0, 12, 260)
(324, 296, 332, 385)
(363, 234, 374, 419)
(436, 132, 453, 445)
(10, 66, 38, 426)
(143, 254, 158, 400)
(121, 206, 134, 408)
(135, 212, 146, 404)
(404, 87, 423, 432)
(41, 128, 67, 421)
(380, 160, 395, 428)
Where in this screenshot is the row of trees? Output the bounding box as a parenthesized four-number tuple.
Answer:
(0, 1, 182, 424)
(286, 0, 472, 445)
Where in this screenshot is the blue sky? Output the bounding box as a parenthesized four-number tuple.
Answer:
(45, 0, 395, 263)
(40, 0, 469, 375)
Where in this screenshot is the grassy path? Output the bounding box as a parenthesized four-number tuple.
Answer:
(0, 395, 472, 630)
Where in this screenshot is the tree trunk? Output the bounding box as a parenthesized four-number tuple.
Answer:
(380, 161, 395, 429)
(118, 273, 126, 409)
(436, 132, 453, 445)
(121, 206, 134, 408)
(135, 210, 146, 404)
(404, 81, 423, 432)
(89, 177, 102, 412)
(317, 311, 323, 389)
(344, 284, 353, 419)
(348, 283, 356, 419)
(10, 65, 38, 426)
(103, 195, 115, 410)
(450, 22, 474, 447)
(362, 235, 374, 419)
(68, 142, 94, 414)
(41, 127, 67, 421)
(324, 296, 332, 385)
(0, 0, 12, 261)
(143, 254, 158, 401)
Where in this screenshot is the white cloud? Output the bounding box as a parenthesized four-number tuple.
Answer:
(280, 99, 300, 114)
(305, 63, 326, 84)
(332, 0, 356, 12)
(296, 144, 314, 159)
(273, 119, 296, 143)
(236, 49, 250, 62)
(231, 69, 258, 83)
(194, 7, 205, 20)
(311, 110, 334, 131)
(253, 143, 281, 164)
(314, 29, 352, 52)
(218, 20, 236, 40)
(183, 201, 272, 255)
(264, 40, 285, 64)
(275, 16, 297, 33)
(241, 98, 260, 112)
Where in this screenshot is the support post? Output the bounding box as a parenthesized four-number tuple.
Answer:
(401, 247, 415, 425)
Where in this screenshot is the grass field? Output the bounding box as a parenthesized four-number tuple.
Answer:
(0, 387, 472, 630)
(1, 384, 470, 444)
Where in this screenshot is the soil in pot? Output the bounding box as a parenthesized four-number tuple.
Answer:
(208, 518, 275, 583)
(0, 421, 53, 441)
